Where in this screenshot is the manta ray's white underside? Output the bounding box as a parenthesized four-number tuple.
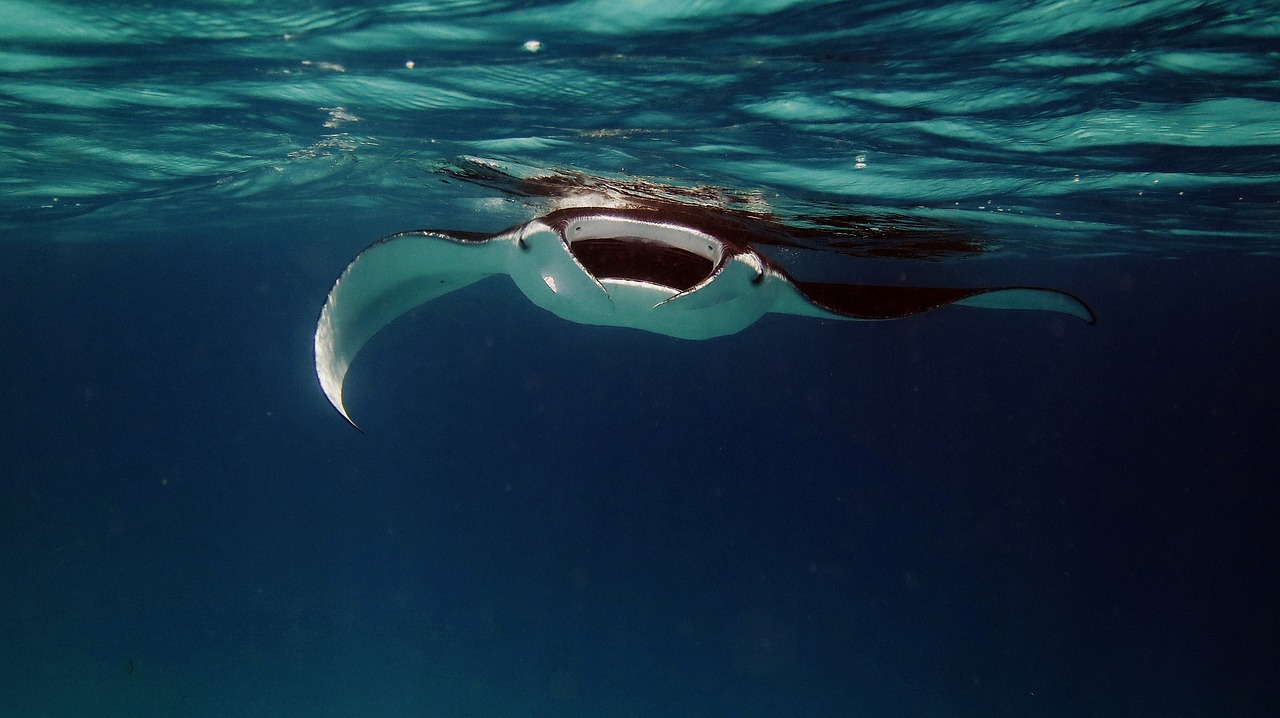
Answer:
(315, 208, 1094, 427)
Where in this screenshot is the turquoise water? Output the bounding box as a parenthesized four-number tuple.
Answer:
(1, 1, 1277, 717)
(3, 0, 1277, 250)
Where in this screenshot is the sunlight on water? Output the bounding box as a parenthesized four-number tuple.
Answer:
(0, 0, 1276, 254)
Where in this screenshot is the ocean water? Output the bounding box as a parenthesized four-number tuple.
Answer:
(1, 0, 1277, 716)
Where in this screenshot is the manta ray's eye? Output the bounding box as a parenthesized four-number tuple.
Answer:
(518, 238, 530, 251)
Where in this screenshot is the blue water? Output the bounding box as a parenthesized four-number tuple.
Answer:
(1, 1, 1277, 716)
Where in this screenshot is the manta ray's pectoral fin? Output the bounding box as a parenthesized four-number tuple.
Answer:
(314, 229, 510, 427)
(778, 280, 1097, 324)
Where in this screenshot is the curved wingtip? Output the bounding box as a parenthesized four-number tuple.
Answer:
(955, 287, 1097, 325)
(311, 229, 509, 431)
(314, 301, 363, 431)
(324, 388, 363, 432)
(1074, 294, 1098, 326)
(785, 280, 1097, 325)
(328, 397, 364, 432)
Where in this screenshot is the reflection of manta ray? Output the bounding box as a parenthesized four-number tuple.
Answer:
(315, 161, 1095, 427)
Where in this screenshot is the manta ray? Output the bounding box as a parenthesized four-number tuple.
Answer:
(315, 163, 1094, 427)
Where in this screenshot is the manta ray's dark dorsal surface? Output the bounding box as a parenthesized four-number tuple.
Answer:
(315, 160, 1094, 426)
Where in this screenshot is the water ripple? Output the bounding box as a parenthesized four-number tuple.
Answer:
(0, 0, 1276, 254)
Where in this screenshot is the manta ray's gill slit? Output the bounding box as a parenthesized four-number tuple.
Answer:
(570, 237, 713, 291)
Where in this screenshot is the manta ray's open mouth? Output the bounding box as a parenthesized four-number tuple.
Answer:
(570, 236, 715, 291)
(557, 213, 725, 292)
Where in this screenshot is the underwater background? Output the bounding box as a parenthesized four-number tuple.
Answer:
(1, 0, 1277, 716)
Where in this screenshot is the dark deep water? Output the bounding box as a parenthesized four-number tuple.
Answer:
(2, 1, 1279, 717)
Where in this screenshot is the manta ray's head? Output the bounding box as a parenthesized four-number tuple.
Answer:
(544, 207, 741, 292)
(503, 206, 772, 335)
